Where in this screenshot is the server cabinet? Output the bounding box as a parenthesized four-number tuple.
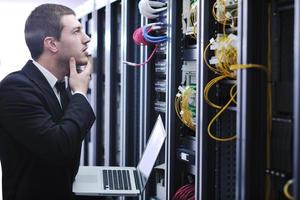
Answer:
(95, 6, 106, 166)
(196, 0, 240, 199)
(120, 0, 142, 171)
(236, 0, 268, 198)
(78, 11, 98, 167)
(293, 0, 300, 199)
(169, 0, 198, 199)
(136, 0, 170, 198)
(236, 0, 295, 199)
(76, 0, 299, 199)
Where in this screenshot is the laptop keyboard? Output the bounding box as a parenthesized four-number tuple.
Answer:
(103, 169, 132, 190)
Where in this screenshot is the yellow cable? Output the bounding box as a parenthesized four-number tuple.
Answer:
(207, 85, 237, 142)
(230, 63, 266, 71)
(215, 36, 237, 77)
(283, 179, 294, 200)
(190, 1, 197, 38)
(204, 42, 221, 74)
(204, 75, 228, 109)
(175, 95, 182, 120)
(230, 83, 237, 104)
(174, 88, 196, 131)
(204, 35, 238, 77)
(204, 0, 266, 142)
(212, 1, 231, 26)
(204, 62, 266, 142)
(265, 1, 273, 200)
(181, 86, 196, 130)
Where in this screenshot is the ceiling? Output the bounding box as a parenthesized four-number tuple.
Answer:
(0, 0, 87, 9)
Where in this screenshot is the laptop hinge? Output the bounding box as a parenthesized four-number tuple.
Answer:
(135, 170, 144, 192)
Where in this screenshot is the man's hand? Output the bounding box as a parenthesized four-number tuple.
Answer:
(68, 57, 93, 95)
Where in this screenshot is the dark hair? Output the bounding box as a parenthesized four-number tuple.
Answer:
(24, 4, 75, 59)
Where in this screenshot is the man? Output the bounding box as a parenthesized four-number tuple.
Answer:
(0, 4, 95, 200)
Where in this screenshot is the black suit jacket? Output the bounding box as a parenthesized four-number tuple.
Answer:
(0, 60, 96, 200)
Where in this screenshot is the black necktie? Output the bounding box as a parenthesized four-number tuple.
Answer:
(55, 81, 68, 110)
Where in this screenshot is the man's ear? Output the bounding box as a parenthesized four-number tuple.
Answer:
(44, 37, 58, 53)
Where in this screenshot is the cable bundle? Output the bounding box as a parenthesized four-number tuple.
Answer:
(143, 22, 168, 43)
(212, 0, 237, 26)
(182, 0, 198, 38)
(175, 85, 196, 131)
(138, 0, 167, 19)
(123, 23, 167, 67)
(203, 13, 265, 141)
(190, 1, 197, 37)
(205, 34, 238, 78)
(203, 33, 264, 141)
(172, 183, 195, 200)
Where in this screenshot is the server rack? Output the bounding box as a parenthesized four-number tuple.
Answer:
(120, 0, 140, 169)
(137, 0, 170, 198)
(236, 0, 268, 199)
(77, 0, 124, 167)
(78, 12, 98, 166)
(95, 6, 106, 166)
(169, 0, 198, 199)
(293, 0, 300, 199)
(75, 0, 299, 199)
(196, 0, 240, 199)
(270, 1, 294, 200)
(120, 0, 142, 170)
(165, 0, 182, 199)
(236, 0, 296, 199)
(196, 0, 210, 199)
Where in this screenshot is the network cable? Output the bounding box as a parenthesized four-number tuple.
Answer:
(212, 0, 237, 26)
(138, 0, 167, 19)
(283, 179, 293, 200)
(172, 183, 195, 200)
(175, 85, 196, 131)
(122, 23, 167, 66)
(202, 0, 266, 142)
(182, 0, 198, 39)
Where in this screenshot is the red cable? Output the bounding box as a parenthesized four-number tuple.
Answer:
(123, 26, 157, 67)
(133, 27, 148, 45)
(172, 184, 195, 200)
(122, 45, 158, 66)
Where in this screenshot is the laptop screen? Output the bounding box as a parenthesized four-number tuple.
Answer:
(136, 115, 166, 187)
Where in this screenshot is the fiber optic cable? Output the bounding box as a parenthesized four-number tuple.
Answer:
(175, 86, 196, 131)
(207, 84, 237, 142)
(283, 179, 294, 200)
(265, 2, 273, 199)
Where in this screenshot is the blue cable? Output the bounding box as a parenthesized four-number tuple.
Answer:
(143, 25, 167, 43)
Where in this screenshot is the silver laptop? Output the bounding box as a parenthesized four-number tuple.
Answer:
(73, 115, 166, 196)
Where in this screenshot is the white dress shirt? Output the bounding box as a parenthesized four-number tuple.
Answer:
(32, 60, 88, 107)
(32, 60, 63, 107)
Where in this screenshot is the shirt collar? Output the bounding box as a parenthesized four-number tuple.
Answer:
(32, 59, 58, 89)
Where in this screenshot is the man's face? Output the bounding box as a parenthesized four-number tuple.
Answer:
(56, 14, 90, 68)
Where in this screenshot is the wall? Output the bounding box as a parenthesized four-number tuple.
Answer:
(0, 5, 29, 200)
(0, 0, 87, 81)
(0, 3, 33, 81)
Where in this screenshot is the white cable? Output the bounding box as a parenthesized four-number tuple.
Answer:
(138, 1, 159, 19)
(142, 0, 167, 13)
(143, 22, 166, 31)
(138, 0, 167, 19)
(148, 0, 166, 7)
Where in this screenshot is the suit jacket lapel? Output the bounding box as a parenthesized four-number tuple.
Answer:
(22, 60, 64, 119)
